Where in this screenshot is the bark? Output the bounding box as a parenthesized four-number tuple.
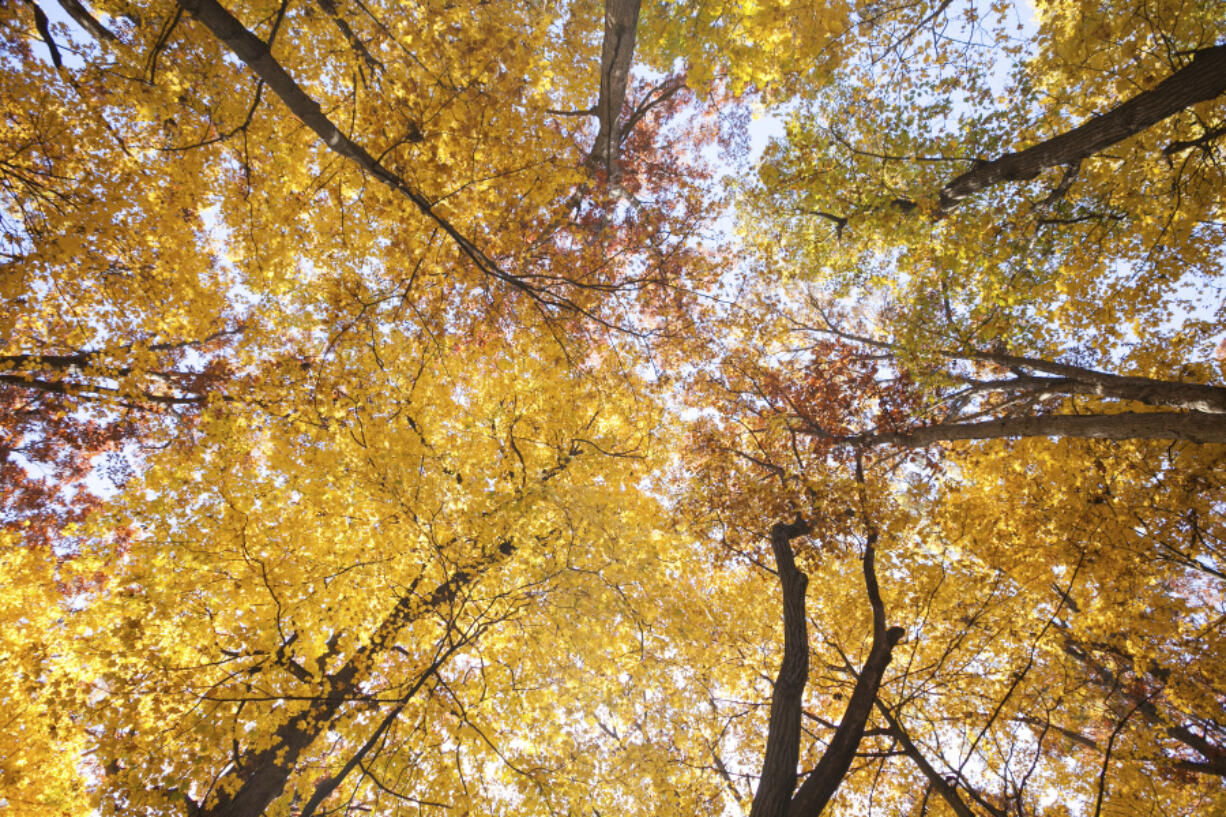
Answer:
(932, 43, 1226, 213)
(198, 540, 515, 817)
(876, 703, 980, 817)
(175, 0, 549, 304)
(863, 410, 1226, 446)
(952, 349, 1226, 414)
(55, 0, 117, 41)
(963, 374, 1226, 416)
(586, 0, 642, 183)
(749, 519, 812, 817)
(786, 531, 904, 817)
(749, 516, 905, 817)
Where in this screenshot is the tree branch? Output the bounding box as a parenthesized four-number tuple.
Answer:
(855, 411, 1226, 446)
(934, 44, 1226, 213)
(55, 0, 117, 42)
(175, 0, 567, 309)
(875, 703, 980, 817)
(198, 540, 516, 817)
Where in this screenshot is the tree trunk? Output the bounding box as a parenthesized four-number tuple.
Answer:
(198, 541, 515, 817)
(587, 0, 642, 183)
(750, 519, 812, 817)
(749, 516, 904, 817)
(866, 411, 1226, 446)
(934, 43, 1226, 213)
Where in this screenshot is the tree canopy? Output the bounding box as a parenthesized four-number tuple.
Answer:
(2, 0, 1224, 815)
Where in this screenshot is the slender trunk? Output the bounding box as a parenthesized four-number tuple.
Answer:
(199, 541, 514, 817)
(934, 43, 1226, 212)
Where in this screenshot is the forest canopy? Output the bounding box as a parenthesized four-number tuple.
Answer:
(1, 0, 1224, 815)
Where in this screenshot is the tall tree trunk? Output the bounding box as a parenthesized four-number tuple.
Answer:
(749, 519, 812, 817)
(587, 0, 642, 184)
(933, 43, 1226, 213)
(749, 514, 904, 817)
(864, 411, 1226, 446)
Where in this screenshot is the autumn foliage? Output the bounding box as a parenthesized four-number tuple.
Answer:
(2, 0, 1224, 815)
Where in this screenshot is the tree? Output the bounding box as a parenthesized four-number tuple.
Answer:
(2, 0, 1225, 815)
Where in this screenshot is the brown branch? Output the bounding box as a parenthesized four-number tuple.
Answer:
(313, 0, 383, 76)
(812, 44, 1226, 224)
(55, 0, 117, 41)
(856, 411, 1226, 446)
(806, 210, 848, 239)
(1092, 694, 1153, 817)
(0, 373, 207, 406)
(875, 703, 981, 817)
(945, 348, 1226, 414)
(1163, 122, 1226, 156)
(619, 77, 685, 144)
(175, 0, 568, 309)
(24, 0, 63, 67)
(198, 540, 516, 817)
(934, 44, 1226, 213)
(1037, 160, 1080, 206)
(298, 631, 477, 817)
(1059, 634, 1226, 777)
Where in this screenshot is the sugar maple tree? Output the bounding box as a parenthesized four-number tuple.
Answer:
(2, 0, 1225, 815)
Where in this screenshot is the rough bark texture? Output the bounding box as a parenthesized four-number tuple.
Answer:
(198, 541, 515, 817)
(786, 532, 904, 817)
(934, 43, 1226, 212)
(749, 519, 813, 817)
(176, 0, 545, 303)
(749, 517, 904, 817)
(587, 0, 642, 183)
(867, 411, 1226, 446)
